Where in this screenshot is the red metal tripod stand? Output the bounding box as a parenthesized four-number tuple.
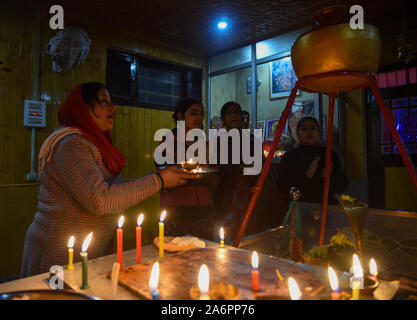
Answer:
(233, 71, 417, 247)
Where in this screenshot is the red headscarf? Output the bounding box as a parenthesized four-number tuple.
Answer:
(57, 85, 126, 176)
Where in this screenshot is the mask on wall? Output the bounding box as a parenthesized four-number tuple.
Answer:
(46, 27, 91, 72)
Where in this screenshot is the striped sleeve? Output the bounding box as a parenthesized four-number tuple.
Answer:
(48, 135, 162, 215)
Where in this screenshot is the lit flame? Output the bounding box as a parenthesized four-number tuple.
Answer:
(191, 168, 203, 173)
(160, 210, 167, 222)
(251, 251, 259, 269)
(328, 266, 339, 291)
(353, 254, 363, 279)
(149, 262, 159, 290)
(220, 227, 224, 241)
(370, 258, 378, 277)
(118, 216, 124, 228)
(288, 277, 301, 300)
(187, 158, 196, 164)
(137, 213, 144, 226)
(68, 236, 74, 249)
(81, 232, 93, 252)
(198, 264, 209, 295)
(263, 150, 269, 157)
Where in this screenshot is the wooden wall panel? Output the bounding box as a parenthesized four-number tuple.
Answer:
(385, 168, 417, 211)
(0, 185, 40, 278)
(344, 89, 365, 179)
(0, 3, 203, 279)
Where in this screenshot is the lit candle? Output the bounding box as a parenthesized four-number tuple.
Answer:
(328, 266, 341, 300)
(80, 232, 93, 290)
(219, 227, 225, 248)
(251, 251, 259, 292)
(369, 258, 378, 281)
(136, 213, 144, 265)
(117, 216, 124, 268)
(198, 264, 210, 300)
(288, 277, 302, 300)
(351, 254, 363, 300)
(67, 236, 74, 271)
(149, 262, 160, 300)
(159, 210, 166, 258)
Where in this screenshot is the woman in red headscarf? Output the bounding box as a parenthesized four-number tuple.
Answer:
(20, 83, 194, 277)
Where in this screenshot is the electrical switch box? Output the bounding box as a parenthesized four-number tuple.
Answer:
(24, 99, 46, 128)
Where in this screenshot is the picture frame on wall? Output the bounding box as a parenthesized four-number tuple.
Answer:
(287, 98, 319, 144)
(269, 56, 300, 100)
(256, 120, 266, 140)
(265, 118, 281, 141)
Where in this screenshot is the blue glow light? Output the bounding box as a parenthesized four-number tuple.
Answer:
(217, 21, 228, 29)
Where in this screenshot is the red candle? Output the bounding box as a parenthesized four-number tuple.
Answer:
(117, 216, 124, 268)
(136, 213, 144, 265)
(251, 251, 259, 292)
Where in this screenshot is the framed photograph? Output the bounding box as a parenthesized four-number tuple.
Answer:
(287, 98, 319, 143)
(269, 56, 300, 100)
(265, 118, 280, 141)
(256, 120, 266, 140)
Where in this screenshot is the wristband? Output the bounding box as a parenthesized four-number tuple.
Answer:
(154, 172, 164, 190)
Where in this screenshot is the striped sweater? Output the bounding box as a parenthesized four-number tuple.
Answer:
(20, 133, 161, 277)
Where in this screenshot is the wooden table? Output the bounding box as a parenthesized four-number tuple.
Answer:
(0, 240, 332, 300)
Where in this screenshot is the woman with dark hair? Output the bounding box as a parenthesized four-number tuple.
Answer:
(21, 83, 194, 277)
(276, 116, 348, 204)
(213, 101, 261, 242)
(157, 98, 219, 240)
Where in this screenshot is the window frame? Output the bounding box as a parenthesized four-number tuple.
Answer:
(107, 48, 202, 111)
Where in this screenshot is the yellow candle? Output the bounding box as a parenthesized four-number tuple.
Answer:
(351, 254, 363, 300)
(67, 236, 74, 270)
(159, 210, 166, 258)
(220, 227, 225, 248)
(351, 280, 360, 300)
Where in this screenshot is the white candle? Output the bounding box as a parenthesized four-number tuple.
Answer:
(149, 262, 160, 300)
(198, 264, 210, 300)
(288, 277, 302, 300)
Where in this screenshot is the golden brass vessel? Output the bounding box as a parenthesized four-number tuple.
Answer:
(291, 7, 381, 93)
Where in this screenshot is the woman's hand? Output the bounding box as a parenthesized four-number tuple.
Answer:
(305, 156, 320, 179)
(158, 166, 198, 189)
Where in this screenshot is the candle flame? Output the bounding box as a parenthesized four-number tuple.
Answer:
(370, 258, 378, 276)
(251, 251, 259, 269)
(288, 277, 302, 300)
(149, 262, 159, 290)
(160, 210, 166, 222)
(353, 254, 363, 278)
(187, 158, 196, 164)
(137, 213, 144, 226)
(220, 227, 224, 241)
(118, 216, 124, 228)
(81, 232, 93, 252)
(67, 236, 74, 248)
(198, 264, 209, 295)
(328, 266, 339, 291)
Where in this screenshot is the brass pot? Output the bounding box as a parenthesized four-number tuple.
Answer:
(291, 23, 381, 93)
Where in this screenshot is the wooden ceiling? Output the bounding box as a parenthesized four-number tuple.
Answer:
(17, 0, 417, 57)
